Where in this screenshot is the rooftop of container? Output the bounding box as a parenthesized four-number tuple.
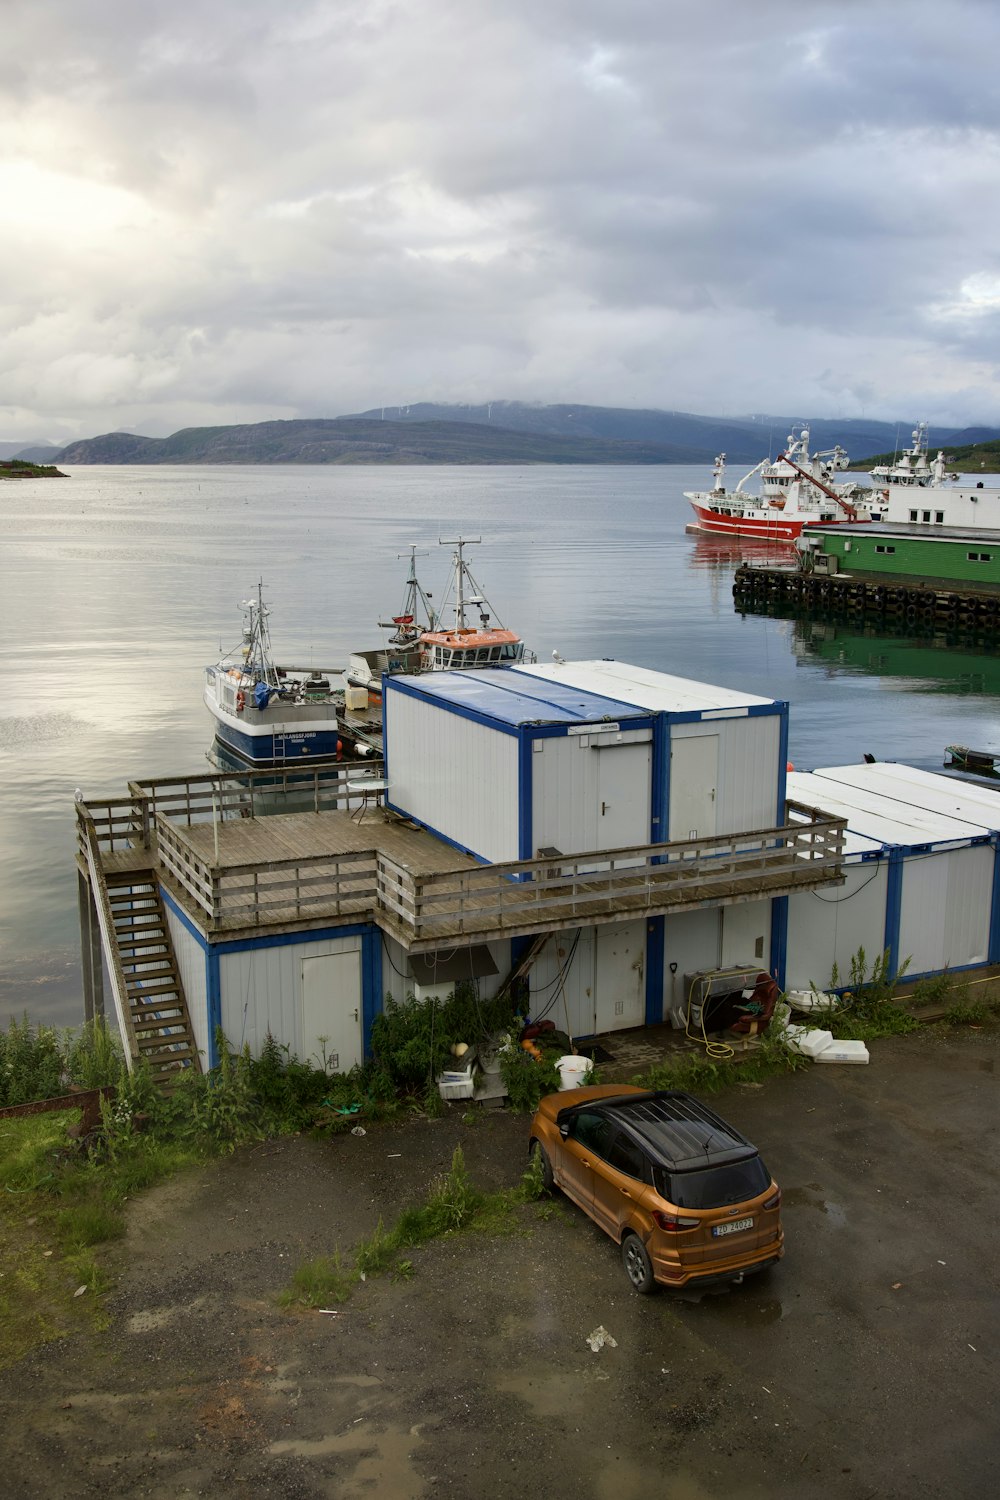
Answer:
(383, 666, 653, 728)
(520, 659, 780, 714)
(788, 767, 996, 852)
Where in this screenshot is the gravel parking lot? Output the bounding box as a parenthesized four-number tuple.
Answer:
(2, 1026, 998, 1500)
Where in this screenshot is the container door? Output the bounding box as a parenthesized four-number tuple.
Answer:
(301, 948, 363, 1072)
(595, 742, 651, 851)
(669, 734, 719, 842)
(593, 921, 645, 1032)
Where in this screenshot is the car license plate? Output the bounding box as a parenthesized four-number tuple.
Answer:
(713, 1216, 753, 1237)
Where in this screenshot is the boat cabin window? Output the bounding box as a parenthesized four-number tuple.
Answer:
(936, 512, 944, 524)
(922, 510, 931, 522)
(968, 551, 992, 563)
(875, 544, 896, 555)
(909, 510, 918, 521)
(500, 643, 519, 660)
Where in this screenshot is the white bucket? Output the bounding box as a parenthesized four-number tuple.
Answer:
(556, 1054, 594, 1090)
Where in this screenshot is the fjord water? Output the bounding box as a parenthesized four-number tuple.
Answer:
(3, 463, 999, 1028)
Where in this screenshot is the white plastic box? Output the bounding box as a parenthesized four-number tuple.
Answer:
(815, 1040, 870, 1065)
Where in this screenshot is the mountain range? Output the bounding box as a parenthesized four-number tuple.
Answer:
(5, 402, 997, 467)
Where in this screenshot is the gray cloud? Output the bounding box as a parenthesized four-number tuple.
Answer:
(3, 0, 1000, 440)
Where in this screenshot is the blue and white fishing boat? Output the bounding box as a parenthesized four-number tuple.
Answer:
(204, 586, 379, 767)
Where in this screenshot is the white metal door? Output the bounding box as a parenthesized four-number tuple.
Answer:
(301, 949, 363, 1072)
(669, 734, 719, 842)
(593, 922, 645, 1032)
(595, 743, 651, 851)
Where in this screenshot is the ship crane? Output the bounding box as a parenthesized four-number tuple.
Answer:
(776, 452, 859, 520)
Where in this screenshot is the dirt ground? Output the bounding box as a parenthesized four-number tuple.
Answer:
(2, 1027, 998, 1500)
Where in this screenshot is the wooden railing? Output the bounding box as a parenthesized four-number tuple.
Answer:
(374, 805, 844, 944)
(155, 814, 380, 929)
(77, 813, 140, 1068)
(77, 760, 385, 858)
(151, 799, 845, 942)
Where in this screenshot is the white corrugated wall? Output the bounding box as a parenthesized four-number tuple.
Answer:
(218, 934, 363, 1061)
(531, 730, 652, 856)
(163, 908, 210, 1064)
(668, 716, 781, 840)
(898, 845, 992, 974)
(386, 690, 520, 860)
(784, 862, 889, 991)
(529, 920, 646, 1036)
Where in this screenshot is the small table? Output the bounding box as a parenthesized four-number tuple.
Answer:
(345, 777, 391, 822)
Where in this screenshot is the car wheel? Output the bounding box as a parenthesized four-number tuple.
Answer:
(621, 1233, 656, 1294)
(529, 1138, 554, 1191)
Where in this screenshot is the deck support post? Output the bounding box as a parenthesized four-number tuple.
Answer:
(78, 868, 105, 1023)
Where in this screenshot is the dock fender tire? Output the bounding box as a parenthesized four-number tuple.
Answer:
(529, 1138, 554, 1192)
(622, 1232, 656, 1294)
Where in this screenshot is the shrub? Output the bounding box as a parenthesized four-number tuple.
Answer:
(0, 1016, 64, 1106)
(498, 1043, 562, 1112)
(370, 984, 518, 1091)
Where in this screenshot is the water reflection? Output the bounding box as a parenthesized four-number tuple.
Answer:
(783, 616, 1000, 695)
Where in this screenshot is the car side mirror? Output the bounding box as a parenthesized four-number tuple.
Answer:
(559, 1123, 569, 1139)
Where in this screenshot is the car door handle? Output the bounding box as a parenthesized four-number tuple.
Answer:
(620, 1188, 632, 1198)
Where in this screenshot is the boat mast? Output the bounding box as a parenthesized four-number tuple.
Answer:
(400, 545, 437, 630)
(439, 535, 482, 630)
(244, 581, 279, 686)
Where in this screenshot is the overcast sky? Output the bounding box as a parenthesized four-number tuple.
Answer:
(3, 0, 1000, 443)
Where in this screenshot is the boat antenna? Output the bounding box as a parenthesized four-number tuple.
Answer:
(438, 535, 482, 630)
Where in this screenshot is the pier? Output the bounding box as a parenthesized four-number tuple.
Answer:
(733, 564, 1000, 634)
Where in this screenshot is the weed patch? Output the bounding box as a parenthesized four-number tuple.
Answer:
(281, 1145, 546, 1308)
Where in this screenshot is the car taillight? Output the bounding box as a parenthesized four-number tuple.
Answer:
(763, 1188, 782, 1211)
(652, 1210, 699, 1231)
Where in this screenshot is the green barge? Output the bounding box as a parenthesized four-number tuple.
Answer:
(733, 521, 1000, 634)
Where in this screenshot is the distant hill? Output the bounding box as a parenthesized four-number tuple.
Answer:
(345, 402, 996, 462)
(12, 445, 64, 464)
(54, 417, 706, 466)
(0, 441, 61, 462)
(52, 405, 1000, 468)
(860, 439, 1000, 475)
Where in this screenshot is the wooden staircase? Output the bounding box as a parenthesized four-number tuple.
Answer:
(104, 871, 201, 1088)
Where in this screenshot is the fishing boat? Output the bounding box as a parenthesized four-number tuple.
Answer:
(347, 536, 532, 696)
(870, 423, 959, 489)
(685, 428, 878, 541)
(869, 423, 1000, 528)
(204, 586, 380, 768)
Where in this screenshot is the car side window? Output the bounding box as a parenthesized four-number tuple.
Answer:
(606, 1132, 649, 1184)
(568, 1111, 614, 1158)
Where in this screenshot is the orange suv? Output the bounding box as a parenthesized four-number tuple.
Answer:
(529, 1084, 783, 1292)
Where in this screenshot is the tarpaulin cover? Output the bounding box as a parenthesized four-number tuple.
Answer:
(254, 681, 273, 710)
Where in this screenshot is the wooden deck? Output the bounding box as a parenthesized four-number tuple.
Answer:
(173, 807, 472, 875)
(77, 771, 848, 952)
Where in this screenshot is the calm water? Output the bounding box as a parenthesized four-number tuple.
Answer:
(3, 463, 999, 1028)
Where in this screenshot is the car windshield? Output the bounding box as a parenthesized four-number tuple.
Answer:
(661, 1156, 769, 1209)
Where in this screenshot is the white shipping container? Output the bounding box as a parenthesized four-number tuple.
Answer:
(522, 660, 787, 841)
(384, 669, 655, 863)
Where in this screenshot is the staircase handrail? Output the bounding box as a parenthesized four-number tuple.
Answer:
(76, 807, 140, 1070)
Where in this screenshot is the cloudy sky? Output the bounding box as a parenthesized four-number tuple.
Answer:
(3, 0, 1000, 443)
